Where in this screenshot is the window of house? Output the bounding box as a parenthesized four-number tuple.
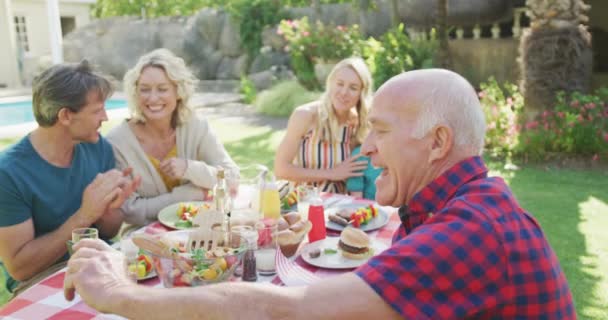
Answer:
(13, 16, 29, 53)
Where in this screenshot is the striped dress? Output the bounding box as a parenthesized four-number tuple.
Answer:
(296, 124, 354, 194)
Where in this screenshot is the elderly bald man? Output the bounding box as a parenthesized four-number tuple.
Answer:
(64, 69, 575, 319)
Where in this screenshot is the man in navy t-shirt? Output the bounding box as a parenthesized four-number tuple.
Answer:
(0, 61, 140, 294)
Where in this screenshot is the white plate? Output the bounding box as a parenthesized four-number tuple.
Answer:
(300, 237, 388, 269)
(325, 204, 390, 232)
(157, 201, 211, 230)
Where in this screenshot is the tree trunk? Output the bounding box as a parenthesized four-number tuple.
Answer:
(358, 0, 371, 36)
(436, 0, 452, 69)
(390, 0, 399, 28)
(519, 0, 593, 117)
(311, 0, 321, 23)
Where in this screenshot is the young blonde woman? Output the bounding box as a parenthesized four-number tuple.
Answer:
(274, 57, 372, 194)
(106, 49, 238, 225)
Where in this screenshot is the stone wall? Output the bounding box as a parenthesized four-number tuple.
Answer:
(62, 1, 549, 90)
(450, 39, 520, 87)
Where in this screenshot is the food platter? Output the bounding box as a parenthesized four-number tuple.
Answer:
(158, 201, 211, 229)
(300, 237, 388, 269)
(325, 204, 390, 232)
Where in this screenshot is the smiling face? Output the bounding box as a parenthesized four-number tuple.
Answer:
(136, 66, 178, 124)
(329, 66, 363, 116)
(361, 81, 434, 207)
(66, 90, 108, 143)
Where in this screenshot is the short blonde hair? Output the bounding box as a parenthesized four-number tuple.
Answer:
(317, 57, 373, 145)
(123, 48, 198, 127)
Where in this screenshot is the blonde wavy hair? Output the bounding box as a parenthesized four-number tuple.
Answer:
(317, 57, 373, 145)
(123, 48, 198, 127)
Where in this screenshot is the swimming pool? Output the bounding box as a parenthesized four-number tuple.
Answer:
(0, 98, 127, 126)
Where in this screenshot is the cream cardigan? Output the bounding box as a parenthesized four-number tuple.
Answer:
(106, 116, 238, 225)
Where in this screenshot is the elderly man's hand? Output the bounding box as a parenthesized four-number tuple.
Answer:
(64, 239, 134, 313)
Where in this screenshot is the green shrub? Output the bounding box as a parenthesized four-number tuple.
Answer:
(92, 0, 220, 17)
(479, 77, 608, 161)
(239, 75, 257, 104)
(372, 24, 437, 88)
(224, 0, 289, 58)
(255, 80, 320, 117)
(478, 77, 524, 157)
(517, 88, 608, 159)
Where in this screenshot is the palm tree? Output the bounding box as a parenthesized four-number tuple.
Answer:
(519, 0, 593, 117)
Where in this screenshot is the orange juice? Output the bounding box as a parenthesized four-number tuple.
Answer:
(261, 188, 281, 219)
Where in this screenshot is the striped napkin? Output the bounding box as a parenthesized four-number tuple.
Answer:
(275, 248, 320, 286)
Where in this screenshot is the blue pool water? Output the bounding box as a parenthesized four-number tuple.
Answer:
(0, 99, 127, 126)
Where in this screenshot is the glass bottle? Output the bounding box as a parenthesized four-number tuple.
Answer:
(214, 168, 230, 232)
(241, 229, 258, 282)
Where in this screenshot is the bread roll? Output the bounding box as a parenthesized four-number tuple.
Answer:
(277, 218, 289, 231)
(289, 220, 307, 233)
(283, 211, 301, 225)
(277, 229, 297, 244)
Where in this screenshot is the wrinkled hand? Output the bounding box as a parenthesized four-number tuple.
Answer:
(160, 157, 188, 180)
(64, 239, 134, 313)
(80, 168, 140, 224)
(330, 154, 368, 181)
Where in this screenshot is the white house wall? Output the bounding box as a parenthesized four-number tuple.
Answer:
(0, 0, 21, 87)
(1, 0, 92, 87)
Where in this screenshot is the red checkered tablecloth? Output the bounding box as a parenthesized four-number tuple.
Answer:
(0, 197, 399, 320)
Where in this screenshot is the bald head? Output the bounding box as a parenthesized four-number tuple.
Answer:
(374, 69, 486, 155)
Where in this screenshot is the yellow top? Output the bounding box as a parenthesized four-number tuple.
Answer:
(147, 145, 180, 191)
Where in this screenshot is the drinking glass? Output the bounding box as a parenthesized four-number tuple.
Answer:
(72, 227, 99, 242)
(67, 227, 98, 255)
(296, 184, 314, 221)
(255, 220, 278, 276)
(121, 238, 139, 282)
(226, 169, 240, 202)
(231, 225, 257, 281)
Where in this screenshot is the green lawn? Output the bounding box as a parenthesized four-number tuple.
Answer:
(1, 119, 607, 319)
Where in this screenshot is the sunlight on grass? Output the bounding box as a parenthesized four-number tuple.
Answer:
(209, 120, 286, 177)
(577, 196, 608, 320)
(493, 165, 608, 320)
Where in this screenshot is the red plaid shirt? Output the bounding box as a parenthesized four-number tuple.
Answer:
(356, 156, 575, 319)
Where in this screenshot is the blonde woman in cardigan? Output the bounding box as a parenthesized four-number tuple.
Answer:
(274, 57, 372, 193)
(106, 49, 238, 225)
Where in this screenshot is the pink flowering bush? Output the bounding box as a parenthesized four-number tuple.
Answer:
(518, 88, 608, 159)
(478, 77, 524, 156)
(479, 77, 608, 161)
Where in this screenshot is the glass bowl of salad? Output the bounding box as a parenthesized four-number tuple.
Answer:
(147, 230, 246, 288)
